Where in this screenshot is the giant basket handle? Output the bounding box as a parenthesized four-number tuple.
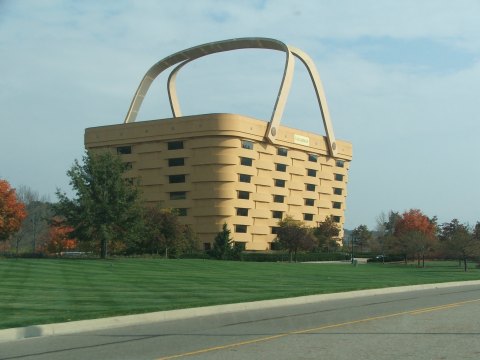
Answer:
(124, 37, 337, 156)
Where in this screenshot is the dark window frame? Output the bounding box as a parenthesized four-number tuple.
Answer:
(236, 208, 249, 216)
(168, 174, 186, 184)
(275, 163, 287, 172)
(235, 224, 248, 233)
(237, 191, 250, 200)
(305, 198, 315, 206)
(306, 183, 316, 191)
(240, 157, 253, 166)
(168, 158, 185, 167)
(241, 140, 254, 150)
(117, 146, 132, 155)
(273, 195, 285, 203)
(239, 174, 252, 183)
(167, 141, 184, 150)
(272, 210, 283, 219)
(274, 179, 286, 188)
(303, 213, 314, 221)
(170, 191, 186, 200)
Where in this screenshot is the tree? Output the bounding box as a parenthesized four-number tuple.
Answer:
(351, 225, 372, 253)
(141, 207, 185, 258)
(0, 179, 27, 243)
(55, 151, 141, 259)
(43, 216, 77, 255)
(439, 219, 480, 272)
(313, 216, 340, 252)
(275, 216, 315, 262)
(11, 186, 52, 254)
(394, 209, 437, 266)
(210, 223, 238, 260)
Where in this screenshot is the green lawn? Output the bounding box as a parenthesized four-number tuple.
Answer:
(1, 258, 479, 330)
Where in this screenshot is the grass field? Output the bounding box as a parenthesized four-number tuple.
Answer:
(1, 258, 480, 330)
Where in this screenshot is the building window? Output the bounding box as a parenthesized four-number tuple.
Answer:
(334, 173, 344, 181)
(174, 208, 187, 216)
(117, 146, 132, 155)
(203, 242, 211, 251)
(167, 141, 184, 150)
(239, 174, 252, 183)
(336, 159, 345, 168)
(333, 187, 343, 195)
(241, 140, 254, 150)
(273, 195, 285, 203)
(236, 208, 249, 216)
(332, 202, 342, 209)
(277, 148, 288, 156)
(235, 224, 248, 233)
(238, 191, 250, 200)
(234, 242, 246, 251)
(305, 198, 315, 206)
(307, 169, 317, 177)
(274, 179, 286, 188)
(272, 211, 283, 219)
(124, 162, 133, 170)
(170, 191, 186, 200)
(168, 158, 185, 167)
(308, 154, 318, 162)
(306, 183, 316, 191)
(169, 174, 186, 183)
(332, 216, 341, 223)
(304, 213, 314, 221)
(271, 227, 279, 235)
(240, 157, 253, 166)
(275, 163, 287, 172)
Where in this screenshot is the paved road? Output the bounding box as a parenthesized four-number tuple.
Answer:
(1, 284, 480, 360)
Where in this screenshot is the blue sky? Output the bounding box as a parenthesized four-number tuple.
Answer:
(1, 0, 479, 230)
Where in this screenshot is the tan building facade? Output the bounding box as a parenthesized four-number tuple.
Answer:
(84, 38, 352, 251)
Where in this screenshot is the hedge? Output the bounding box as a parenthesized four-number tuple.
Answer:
(240, 252, 351, 262)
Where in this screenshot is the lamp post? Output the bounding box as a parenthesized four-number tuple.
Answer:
(351, 233, 355, 264)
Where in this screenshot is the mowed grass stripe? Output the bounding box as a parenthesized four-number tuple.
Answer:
(1, 259, 480, 329)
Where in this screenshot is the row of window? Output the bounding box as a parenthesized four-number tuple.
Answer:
(221, 219, 347, 235)
(240, 140, 345, 167)
(117, 140, 185, 155)
(254, 179, 343, 190)
(170, 191, 341, 210)
(153, 171, 344, 186)
(117, 143, 345, 173)
(169, 190, 343, 203)
(236, 203, 341, 218)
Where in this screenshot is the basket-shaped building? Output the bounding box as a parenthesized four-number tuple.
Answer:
(85, 38, 352, 251)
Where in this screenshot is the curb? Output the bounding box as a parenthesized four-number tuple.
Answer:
(2, 280, 480, 343)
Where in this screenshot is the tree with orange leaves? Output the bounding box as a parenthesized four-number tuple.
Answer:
(43, 217, 77, 255)
(0, 179, 27, 242)
(393, 209, 437, 266)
